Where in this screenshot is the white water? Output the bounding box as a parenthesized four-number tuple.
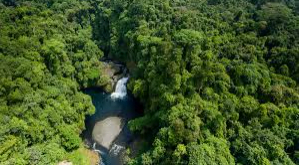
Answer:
(93, 143, 105, 155)
(111, 77, 129, 99)
(109, 144, 125, 156)
(93, 142, 125, 165)
(90, 76, 130, 165)
(93, 143, 105, 165)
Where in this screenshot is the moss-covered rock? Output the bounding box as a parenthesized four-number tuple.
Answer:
(98, 61, 126, 93)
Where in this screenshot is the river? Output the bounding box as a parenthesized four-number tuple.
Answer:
(82, 77, 140, 165)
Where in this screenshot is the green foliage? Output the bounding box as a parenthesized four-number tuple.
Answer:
(0, 0, 103, 164)
(92, 0, 299, 164)
(188, 137, 235, 165)
(1, 0, 299, 164)
(66, 147, 95, 165)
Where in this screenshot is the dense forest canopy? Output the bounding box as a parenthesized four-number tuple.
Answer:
(92, 0, 299, 164)
(0, 0, 110, 164)
(1, 0, 299, 165)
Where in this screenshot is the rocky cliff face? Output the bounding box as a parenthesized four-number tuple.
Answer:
(100, 61, 127, 93)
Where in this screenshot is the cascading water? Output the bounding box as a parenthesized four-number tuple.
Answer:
(83, 75, 139, 165)
(92, 143, 106, 165)
(110, 144, 125, 156)
(111, 77, 129, 99)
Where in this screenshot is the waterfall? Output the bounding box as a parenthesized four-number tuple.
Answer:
(93, 76, 129, 165)
(111, 77, 129, 99)
(84, 76, 136, 165)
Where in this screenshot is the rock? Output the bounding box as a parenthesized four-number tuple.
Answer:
(102, 83, 113, 93)
(108, 62, 123, 74)
(102, 62, 123, 78)
(92, 117, 123, 149)
(100, 62, 125, 93)
(112, 74, 123, 83)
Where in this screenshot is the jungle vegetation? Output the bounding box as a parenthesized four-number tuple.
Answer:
(0, 0, 108, 164)
(1, 0, 299, 165)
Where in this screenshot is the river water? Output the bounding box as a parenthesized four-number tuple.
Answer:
(82, 77, 140, 165)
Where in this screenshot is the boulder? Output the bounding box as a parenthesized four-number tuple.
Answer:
(92, 117, 123, 149)
(100, 62, 125, 93)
